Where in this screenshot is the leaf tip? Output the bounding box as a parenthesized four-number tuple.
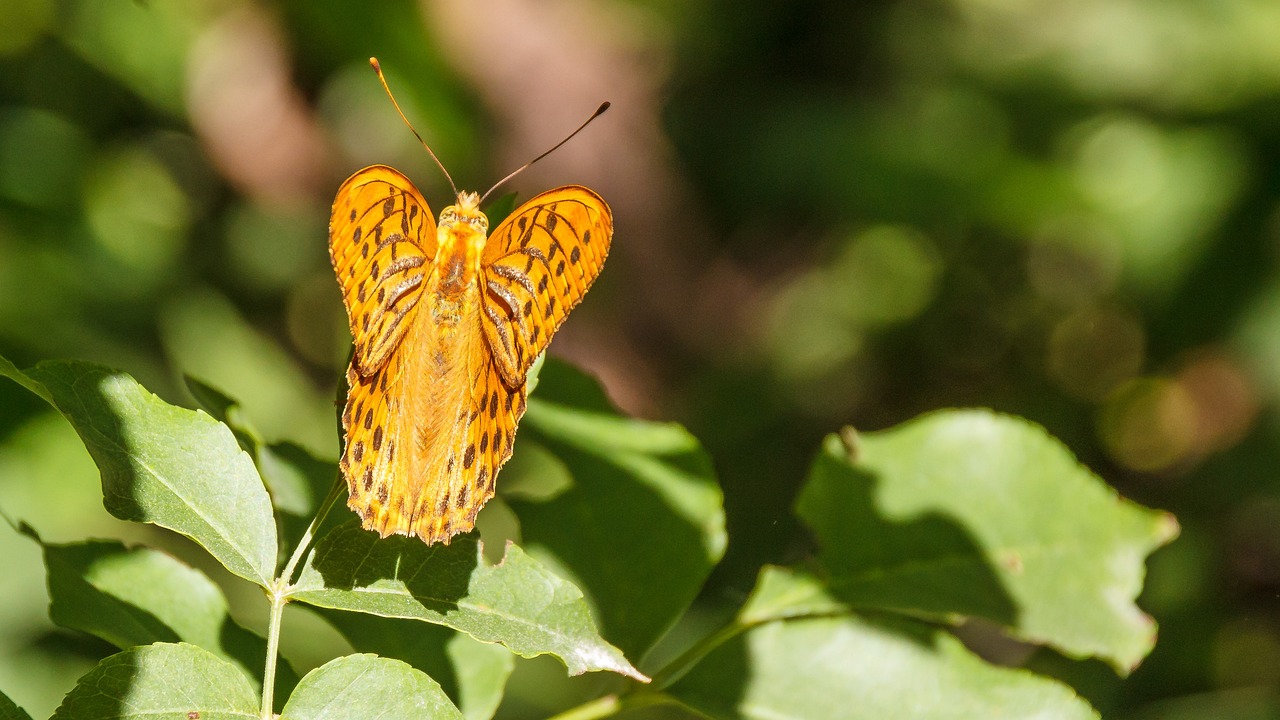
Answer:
(568, 645, 649, 683)
(838, 426, 862, 462)
(1154, 511, 1180, 544)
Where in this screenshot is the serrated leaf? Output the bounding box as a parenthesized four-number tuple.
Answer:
(320, 613, 513, 720)
(36, 535, 297, 699)
(511, 359, 726, 659)
(290, 521, 646, 681)
(52, 642, 258, 719)
(666, 566, 1099, 720)
(0, 357, 277, 586)
(0, 690, 33, 720)
(281, 654, 462, 720)
(797, 411, 1178, 673)
(0, 354, 52, 405)
(183, 375, 240, 427)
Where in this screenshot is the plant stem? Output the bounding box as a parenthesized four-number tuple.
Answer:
(648, 622, 744, 689)
(260, 582, 287, 720)
(278, 472, 345, 586)
(543, 695, 619, 720)
(544, 692, 668, 720)
(260, 472, 345, 719)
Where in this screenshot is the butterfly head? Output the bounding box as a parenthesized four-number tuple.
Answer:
(438, 192, 489, 238)
(436, 192, 489, 295)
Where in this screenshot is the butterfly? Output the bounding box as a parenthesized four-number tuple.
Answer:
(328, 60, 612, 544)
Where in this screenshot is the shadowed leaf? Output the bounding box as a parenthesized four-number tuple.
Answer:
(1, 356, 277, 587)
(667, 566, 1099, 720)
(290, 521, 645, 681)
(799, 411, 1178, 673)
(511, 359, 726, 660)
(0, 690, 33, 720)
(32, 531, 297, 700)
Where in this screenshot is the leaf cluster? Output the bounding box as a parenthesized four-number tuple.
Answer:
(0, 353, 1174, 719)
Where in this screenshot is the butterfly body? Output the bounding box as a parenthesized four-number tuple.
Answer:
(330, 165, 611, 544)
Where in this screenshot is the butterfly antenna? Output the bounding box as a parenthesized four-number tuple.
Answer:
(369, 57, 459, 197)
(479, 102, 610, 204)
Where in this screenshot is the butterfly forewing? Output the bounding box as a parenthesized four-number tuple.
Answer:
(480, 186, 612, 387)
(329, 165, 437, 374)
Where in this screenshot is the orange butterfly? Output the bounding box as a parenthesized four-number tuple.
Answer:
(329, 60, 612, 544)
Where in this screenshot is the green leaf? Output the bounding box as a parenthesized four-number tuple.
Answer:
(35, 533, 297, 698)
(797, 411, 1179, 673)
(290, 521, 646, 681)
(666, 566, 1099, 720)
(437, 635, 513, 720)
(185, 375, 349, 562)
(183, 375, 240, 427)
(0, 690, 34, 720)
(0, 357, 277, 587)
(511, 359, 726, 659)
(320, 613, 513, 720)
(281, 654, 463, 720)
(0, 354, 52, 405)
(51, 642, 258, 719)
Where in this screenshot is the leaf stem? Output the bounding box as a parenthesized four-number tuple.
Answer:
(543, 692, 667, 720)
(648, 622, 745, 689)
(260, 472, 345, 718)
(279, 471, 345, 587)
(260, 581, 287, 719)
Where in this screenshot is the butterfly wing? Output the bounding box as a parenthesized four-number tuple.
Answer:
(329, 165, 437, 375)
(403, 331, 527, 543)
(330, 165, 436, 534)
(479, 186, 612, 387)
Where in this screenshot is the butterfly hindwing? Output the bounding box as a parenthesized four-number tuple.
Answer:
(479, 186, 612, 387)
(330, 165, 436, 536)
(339, 356, 403, 533)
(329, 165, 437, 375)
(406, 336, 527, 543)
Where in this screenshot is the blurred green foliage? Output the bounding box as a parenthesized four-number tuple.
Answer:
(1, 0, 1278, 717)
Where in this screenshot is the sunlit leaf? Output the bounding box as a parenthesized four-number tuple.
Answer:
(184, 375, 349, 562)
(798, 411, 1178, 673)
(319, 614, 513, 720)
(280, 654, 462, 720)
(51, 643, 258, 719)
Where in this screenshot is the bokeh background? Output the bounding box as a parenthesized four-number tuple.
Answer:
(1, 0, 1279, 717)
